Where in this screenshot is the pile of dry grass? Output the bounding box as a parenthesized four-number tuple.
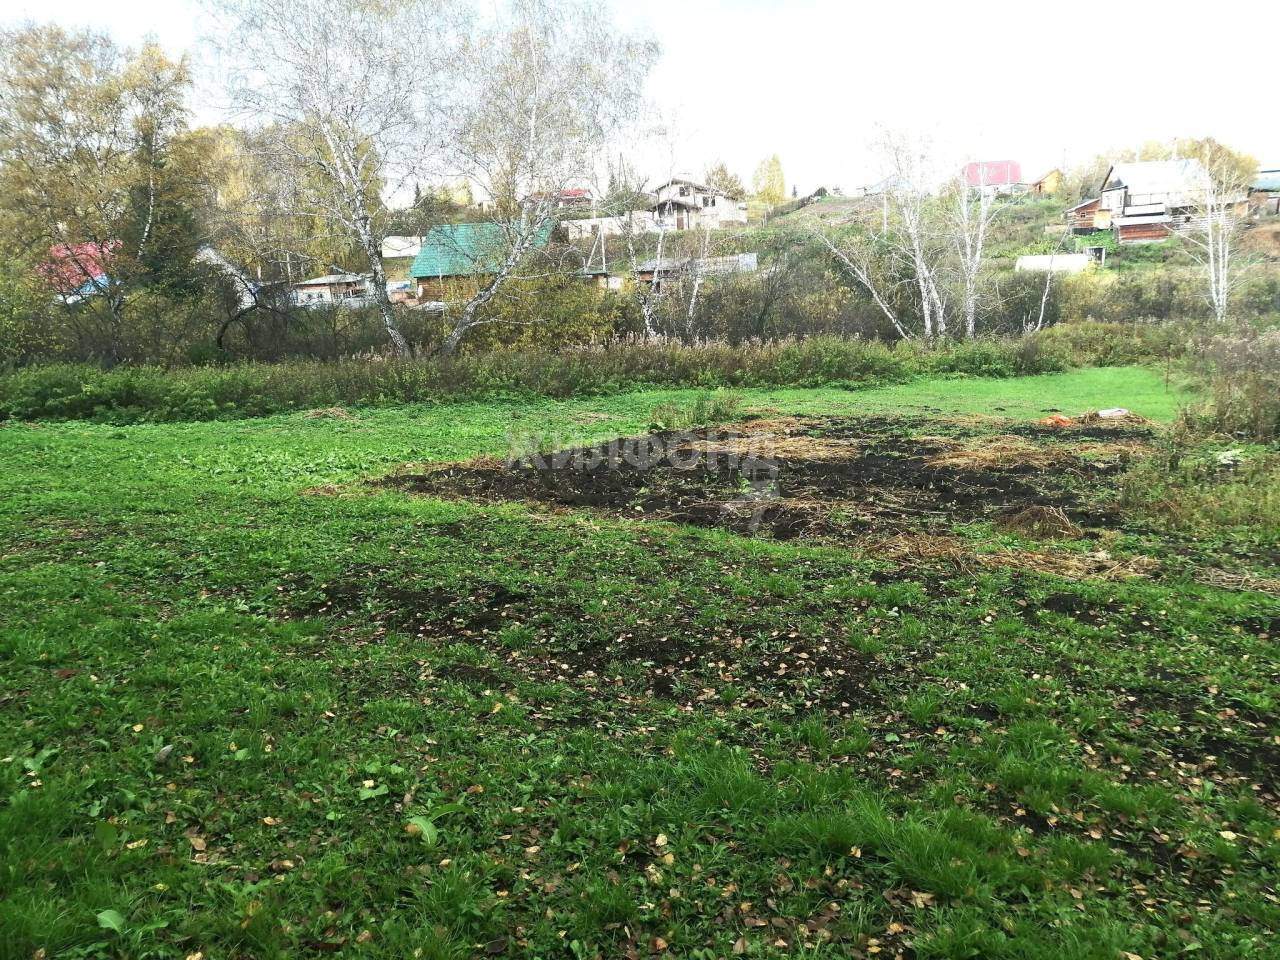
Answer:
(1067, 440, 1149, 463)
(1195, 568, 1280, 597)
(300, 483, 346, 496)
(857, 532, 979, 570)
(927, 435, 1063, 471)
(999, 548, 1157, 580)
(861, 531, 1156, 581)
(304, 406, 358, 421)
(669, 418, 859, 462)
(682, 434, 858, 462)
(995, 505, 1084, 540)
(1075, 410, 1152, 427)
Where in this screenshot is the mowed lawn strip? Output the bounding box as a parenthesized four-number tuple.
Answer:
(3, 367, 1278, 960)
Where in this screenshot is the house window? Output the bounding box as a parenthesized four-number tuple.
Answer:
(702, 196, 712, 208)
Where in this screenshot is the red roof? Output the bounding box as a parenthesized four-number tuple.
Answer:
(963, 160, 1022, 187)
(559, 188, 591, 198)
(38, 242, 116, 293)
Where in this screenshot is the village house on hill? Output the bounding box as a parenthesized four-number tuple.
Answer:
(963, 160, 1025, 196)
(650, 178, 748, 231)
(1100, 160, 1208, 243)
(1069, 159, 1245, 244)
(1251, 168, 1280, 216)
(1029, 168, 1064, 196)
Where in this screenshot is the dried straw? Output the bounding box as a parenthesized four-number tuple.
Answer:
(995, 506, 1084, 540)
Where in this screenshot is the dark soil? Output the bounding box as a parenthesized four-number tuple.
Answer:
(380, 415, 1149, 541)
(293, 569, 904, 712)
(1005, 422, 1155, 442)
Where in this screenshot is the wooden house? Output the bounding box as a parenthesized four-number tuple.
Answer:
(1067, 159, 1253, 245)
(1030, 169, 1064, 196)
(1097, 160, 1208, 244)
(1066, 198, 1111, 233)
(408, 222, 552, 301)
(651, 178, 748, 231)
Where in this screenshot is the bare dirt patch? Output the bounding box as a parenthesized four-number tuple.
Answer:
(380, 415, 1152, 551)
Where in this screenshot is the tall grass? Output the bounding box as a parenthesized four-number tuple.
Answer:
(1184, 330, 1280, 442)
(0, 327, 1180, 424)
(1120, 436, 1280, 536)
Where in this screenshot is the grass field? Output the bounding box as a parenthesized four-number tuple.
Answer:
(2, 367, 1278, 960)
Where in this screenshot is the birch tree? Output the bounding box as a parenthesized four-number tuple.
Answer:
(814, 229, 910, 340)
(440, 0, 656, 354)
(597, 146, 673, 339)
(815, 132, 950, 340)
(1181, 156, 1251, 325)
(207, 0, 465, 357)
(947, 164, 1005, 338)
(881, 134, 948, 338)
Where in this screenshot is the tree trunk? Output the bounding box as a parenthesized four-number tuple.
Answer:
(439, 208, 551, 356)
(356, 221, 411, 357)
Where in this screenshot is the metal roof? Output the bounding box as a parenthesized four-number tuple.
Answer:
(409, 222, 552, 279)
(1102, 159, 1208, 195)
(652, 177, 717, 193)
(964, 160, 1023, 187)
(1253, 169, 1280, 192)
(294, 273, 368, 286)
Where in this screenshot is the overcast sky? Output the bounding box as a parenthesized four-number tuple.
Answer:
(4, 0, 1276, 194)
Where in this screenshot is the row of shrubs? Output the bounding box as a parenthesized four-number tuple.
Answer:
(1183, 329, 1280, 442)
(0, 323, 1189, 424)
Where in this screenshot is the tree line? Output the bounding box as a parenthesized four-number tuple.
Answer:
(0, 0, 656, 362)
(0, 4, 1263, 366)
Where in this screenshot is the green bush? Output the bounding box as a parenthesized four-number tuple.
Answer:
(0, 328, 1179, 424)
(1032, 321, 1186, 367)
(0, 265, 55, 364)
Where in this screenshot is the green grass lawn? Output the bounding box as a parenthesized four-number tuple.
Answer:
(2, 367, 1277, 960)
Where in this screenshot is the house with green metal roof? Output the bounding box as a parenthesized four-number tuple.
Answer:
(409, 222, 553, 300)
(1251, 168, 1280, 216)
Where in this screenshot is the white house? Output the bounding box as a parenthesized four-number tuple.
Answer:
(290, 273, 371, 306)
(562, 211, 658, 241)
(651, 178, 748, 231)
